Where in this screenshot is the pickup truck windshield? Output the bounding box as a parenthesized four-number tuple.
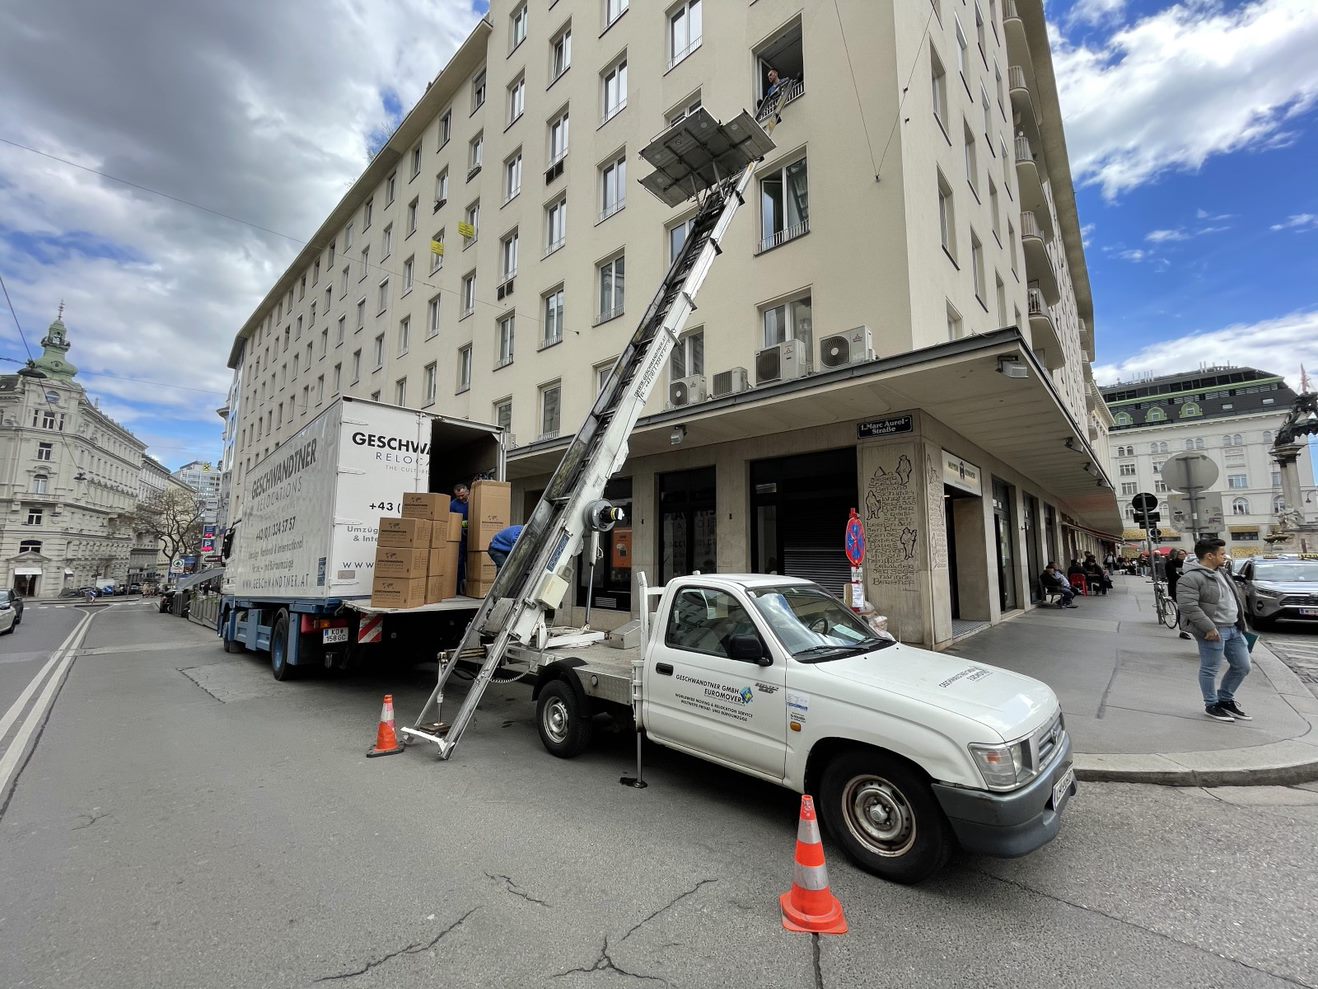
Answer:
(745, 584, 891, 661)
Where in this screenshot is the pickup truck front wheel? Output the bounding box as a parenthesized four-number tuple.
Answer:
(536, 679, 592, 758)
(819, 751, 952, 884)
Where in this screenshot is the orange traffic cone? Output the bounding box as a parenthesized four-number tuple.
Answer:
(780, 794, 847, 934)
(366, 694, 405, 757)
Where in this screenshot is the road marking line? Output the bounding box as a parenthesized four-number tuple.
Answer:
(0, 612, 96, 804)
(0, 611, 93, 743)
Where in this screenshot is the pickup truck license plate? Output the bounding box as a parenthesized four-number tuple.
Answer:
(1052, 765, 1075, 812)
(1299, 608, 1318, 617)
(322, 627, 349, 644)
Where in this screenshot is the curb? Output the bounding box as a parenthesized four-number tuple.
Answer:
(1074, 640, 1318, 787)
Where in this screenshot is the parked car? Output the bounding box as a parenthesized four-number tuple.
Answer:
(0, 589, 24, 625)
(0, 596, 15, 635)
(1235, 556, 1318, 628)
(127, 583, 142, 595)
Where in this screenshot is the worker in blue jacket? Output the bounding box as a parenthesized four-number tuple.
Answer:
(487, 525, 524, 571)
(452, 483, 470, 592)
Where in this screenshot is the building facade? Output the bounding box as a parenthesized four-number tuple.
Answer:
(1101, 367, 1316, 557)
(224, 0, 1116, 645)
(172, 459, 221, 525)
(0, 312, 147, 596)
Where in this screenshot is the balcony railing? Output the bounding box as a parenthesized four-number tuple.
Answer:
(598, 198, 625, 223)
(1004, 0, 1020, 19)
(601, 100, 627, 126)
(1027, 287, 1048, 316)
(1021, 209, 1043, 239)
(1014, 134, 1035, 164)
(593, 304, 625, 326)
(756, 218, 810, 254)
(756, 78, 805, 122)
(667, 37, 702, 70)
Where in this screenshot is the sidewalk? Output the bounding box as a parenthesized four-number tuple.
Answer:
(944, 573, 1318, 786)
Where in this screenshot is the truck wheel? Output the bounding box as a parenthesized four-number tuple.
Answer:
(819, 750, 952, 884)
(270, 612, 296, 681)
(220, 611, 245, 653)
(536, 679, 592, 758)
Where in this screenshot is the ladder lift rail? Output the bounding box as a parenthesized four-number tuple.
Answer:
(401, 109, 775, 759)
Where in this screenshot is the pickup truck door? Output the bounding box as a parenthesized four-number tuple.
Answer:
(644, 585, 787, 780)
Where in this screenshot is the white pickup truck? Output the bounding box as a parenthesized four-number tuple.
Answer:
(491, 572, 1075, 884)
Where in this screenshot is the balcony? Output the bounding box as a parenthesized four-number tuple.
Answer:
(1028, 286, 1065, 370)
(1021, 211, 1059, 303)
(1003, 1, 1031, 75)
(756, 217, 810, 255)
(1008, 65, 1041, 147)
(1013, 136, 1054, 239)
(755, 78, 805, 125)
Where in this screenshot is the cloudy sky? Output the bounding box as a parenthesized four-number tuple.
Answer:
(1, 0, 1316, 471)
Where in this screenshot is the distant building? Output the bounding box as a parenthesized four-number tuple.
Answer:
(0, 310, 147, 596)
(129, 457, 195, 579)
(1100, 366, 1316, 556)
(172, 459, 221, 525)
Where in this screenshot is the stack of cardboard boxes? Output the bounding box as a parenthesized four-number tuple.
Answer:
(371, 493, 465, 608)
(465, 479, 512, 598)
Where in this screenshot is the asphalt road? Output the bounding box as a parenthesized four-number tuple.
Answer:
(2, 602, 1317, 988)
(1262, 627, 1318, 695)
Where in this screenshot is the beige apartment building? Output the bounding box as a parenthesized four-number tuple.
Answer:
(224, 0, 1117, 645)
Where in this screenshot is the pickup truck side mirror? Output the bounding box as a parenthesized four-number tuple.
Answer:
(728, 633, 771, 665)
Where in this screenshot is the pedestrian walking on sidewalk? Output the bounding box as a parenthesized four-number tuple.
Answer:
(1176, 538, 1252, 723)
(1166, 549, 1190, 639)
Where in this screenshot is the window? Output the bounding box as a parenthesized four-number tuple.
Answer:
(971, 232, 985, 303)
(495, 398, 512, 434)
(1232, 497, 1250, 516)
(540, 380, 562, 439)
(469, 133, 484, 176)
(1155, 480, 1168, 494)
(496, 313, 516, 367)
(435, 170, 450, 208)
(668, 0, 702, 68)
(345, 221, 354, 249)
(964, 122, 978, 194)
(597, 253, 625, 322)
(510, 3, 528, 49)
(427, 295, 442, 338)
(1232, 433, 1243, 446)
(1180, 402, 1202, 418)
(320, 327, 329, 356)
(369, 390, 380, 402)
(360, 245, 369, 281)
(325, 286, 332, 312)
(602, 56, 627, 123)
(373, 334, 385, 369)
(19, 539, 41, 554)
(595, 360, 614, 394)
(36, 442, 53, 461)
(1145, 407, 1167, 423)
(1153, 460, 1164, 474)
(407, 199, 418, 235)
(394, 377, 407, 405)
(1274, 494, 1287, 514)
(461, 271, 477, 318)
(1007, 218, 1017, 275)
(1272, 470, 1281, 487)
(328, 241, 336, 267)
(1263, 430, 1273, 443)
(542, 286, 564, 346)
(664, 587, 758, 658)
(298, 275, 306, 300)
(403, 256, 414, 294)
(666, 91, 703, 127)
(333, 363, 342, 393)
(989, 178, 1000, 240)
(1114, 412, 1133, 426)
(599, 152, 626, 221)
(439, 110, 452, 147)
(430, 229, 445, 273)
(500, 229, 519, 282)
(548, 108, 570, 166)
(937, 171, 956, 260)
(377, 278, 390, 313)
(762, 293, 812, 356)
(758, 156, 809, 252)
(981, 84, 992, 140)
(508, 75, 526, 125)
(386, 172, 397, 206)
(546, 195, 567, 253)
(930, 44, 948, 132)
(316, 374, 325, 405)
(356, 298, 366, 330)
(954, 17, 969, 82)
(1120, 482, 1137, 496)
(364, 197, 374, 229)
(605, 0, 628, 29)
(32, 474, 49, 494)
(458, 345, 472, 392)
(668, 215, 696, 262)
(26, 506, 43, 526)
(975, 2, 987, 62)
(504, 149, 523, 202)
(341, 265, 350, 296)
(1119, 463, 1136, 477)
(995, 273, 1006, 326)
(551, 25, 572, 81)
(464, 201, 480, 245)
(946, 301, 963, 340)
(423, 363, 437, 405)
(472, 71, 486, 111)
(351, 350, 362, 382)
(670, 327, 703, 379)
(398, 316, 410, 355)
(410, 145, 422, 179)
(1227, 474, 1248, 489)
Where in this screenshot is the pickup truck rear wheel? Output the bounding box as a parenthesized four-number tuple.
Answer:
(819, 750, 952, 884)
(536, 679, 592, 758)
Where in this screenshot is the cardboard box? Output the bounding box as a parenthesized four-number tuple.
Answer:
(429, 541, 460, 579)
(446, 512, 465, 542)
(466, 579, 496, 598)
(471, 519, 505, 551)
(426, 570, 459, 602)
(371, 576, 427, 609)
(402, 492, 452, 520)
(373, 546, 429, 578)
(377, 516, 433, 548)
(467, 550, 499, 584)
(469, 479, 511, 524)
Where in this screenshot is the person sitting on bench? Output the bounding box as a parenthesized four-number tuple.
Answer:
(1041, 562, 1078, 608)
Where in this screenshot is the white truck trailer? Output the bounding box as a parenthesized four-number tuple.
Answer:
(219, 396, 505, 678)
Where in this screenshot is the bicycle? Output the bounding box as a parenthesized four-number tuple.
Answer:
(1152, 580, 1179, 630)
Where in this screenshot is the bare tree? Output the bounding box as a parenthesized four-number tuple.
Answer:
(131, 488, 205, 577)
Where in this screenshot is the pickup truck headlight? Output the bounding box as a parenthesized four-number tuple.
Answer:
(969, 740, 1030, 791)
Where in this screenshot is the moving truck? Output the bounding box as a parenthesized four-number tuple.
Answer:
(219, 396, 505, 678)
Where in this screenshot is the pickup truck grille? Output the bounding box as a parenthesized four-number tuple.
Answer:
(1027, 711, 1066, 775)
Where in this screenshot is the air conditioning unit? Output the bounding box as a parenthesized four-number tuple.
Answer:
(668, 375, 707, 408)
(711, 367, 750, 398)
(819, 325, 875, 369)
(755, 339, 807, 385)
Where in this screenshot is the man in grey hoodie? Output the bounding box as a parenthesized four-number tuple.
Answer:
(1175, 538, 1252, 722)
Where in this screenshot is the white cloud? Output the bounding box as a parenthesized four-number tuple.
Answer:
(0, 0, 481, 464)
(1066, 0, 1128, 29)
(1145, 228, 1189, 243)
(1093, 309, 1318, 386)
(1053, 0, 1318, 198)
(1079, 222, 1096, 247)
(1270, 213, 1318, 232)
